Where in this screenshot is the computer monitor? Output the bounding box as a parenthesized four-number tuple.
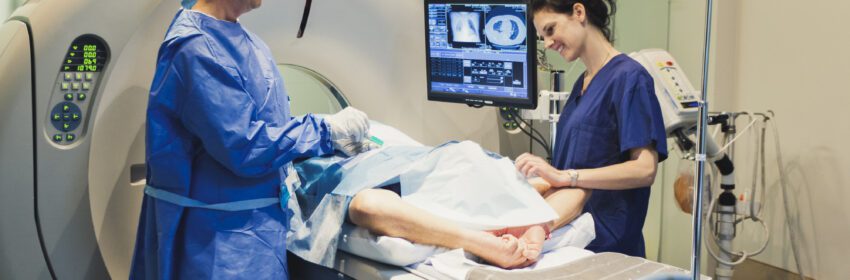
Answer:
(425, 0, 537, 109)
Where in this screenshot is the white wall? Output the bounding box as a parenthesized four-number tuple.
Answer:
(659, 0, 850, 278)
(2, 0, 26, 20)
(1, 1, 11, 20)
(717, 1, 850, 278)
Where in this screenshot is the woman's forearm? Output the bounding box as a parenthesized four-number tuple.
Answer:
(568, 147, 659, 190)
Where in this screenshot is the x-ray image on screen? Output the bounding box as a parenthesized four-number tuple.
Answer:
(448, 6, 484, 48)
(450, 12, 481, 43)
(484, 6, 527, 49)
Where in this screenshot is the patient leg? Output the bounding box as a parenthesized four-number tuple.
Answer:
(348, 188, 531, 268)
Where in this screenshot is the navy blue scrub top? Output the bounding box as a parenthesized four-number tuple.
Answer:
(551, 54, 668, 257)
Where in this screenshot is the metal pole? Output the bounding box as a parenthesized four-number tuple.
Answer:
(691, 0, 714, 279)
(549, 70, 564, 154)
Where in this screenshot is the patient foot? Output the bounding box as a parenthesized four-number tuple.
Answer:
(517, 225, 546, 263)
(465, 231, 528, 269)
(485, 224, 547, 267)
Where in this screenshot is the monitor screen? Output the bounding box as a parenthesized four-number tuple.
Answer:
(425, 0, 537, 109)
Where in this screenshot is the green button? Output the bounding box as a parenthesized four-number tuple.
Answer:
(63, 114, 70, 121)
(63, 105, 70, 112)
(75, 73, 83, 80)
(85, 73, 93, 80)
(65, 134, 75, 141)
(64, 73, 72, 80)
(72, 83, 80, 90)
(62, 122, 71, 131)
(52, 113, 61, 121)
(61, 83, 69, 90)
(53, 134, 63, 142)
(64, 93, 74, 101)
(72, 113, 80, 121)
(77, 93, 86, 101)
(82, 82, 90, 90)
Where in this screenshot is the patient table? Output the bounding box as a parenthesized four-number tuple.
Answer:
(290, 249, 705, 280)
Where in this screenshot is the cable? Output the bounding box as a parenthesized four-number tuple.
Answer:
(716, 114, 757, 154)
(515, 114, 552, 158)
(703, 111, 806, 280)
(712, 121, 722, 138)
(536, 40, 553, 71)
(518, 126, 551, 158)
(516, 120, 551, 159)
(515, 114, 548, 149)
(704, 179, 771, 266)
(757, 121, 767, 217)
(528, 121, 533, 153)
(703, 113, 771, 269)
(705, 197, 747, 266)
(766, 114, 806, 280)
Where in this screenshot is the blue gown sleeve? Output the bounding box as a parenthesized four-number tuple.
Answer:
(614, 71, 669, 162)
(171, 41, 334, 177)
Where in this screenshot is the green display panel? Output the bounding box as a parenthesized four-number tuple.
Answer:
(60, 35, 108, 72)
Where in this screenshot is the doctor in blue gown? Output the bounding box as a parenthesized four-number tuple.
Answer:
(516, 0, 668, 257)
(131, 0, 375, 279)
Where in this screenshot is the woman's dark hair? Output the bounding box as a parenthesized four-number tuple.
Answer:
(531, 0, 617, 42)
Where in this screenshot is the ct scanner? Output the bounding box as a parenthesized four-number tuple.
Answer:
(0, 0, 504, 279)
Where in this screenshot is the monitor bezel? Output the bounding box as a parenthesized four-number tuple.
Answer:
(424, 0, 538, 109)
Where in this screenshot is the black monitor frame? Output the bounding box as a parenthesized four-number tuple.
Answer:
(425, 0, 537, 109)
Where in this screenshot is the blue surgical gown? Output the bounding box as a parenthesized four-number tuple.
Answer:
(131, 9, 334, 279)
(552, 54, 668, 257)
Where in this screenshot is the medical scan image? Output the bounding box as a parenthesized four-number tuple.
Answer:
(484, 9, 527, 49)
(449, 11, 482, 44)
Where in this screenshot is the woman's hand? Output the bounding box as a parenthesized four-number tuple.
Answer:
(515, 153, 569, 188)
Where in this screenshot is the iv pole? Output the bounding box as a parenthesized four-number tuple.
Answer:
(691, 0, 714, 279)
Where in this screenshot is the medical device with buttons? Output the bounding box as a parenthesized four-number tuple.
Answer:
(46, 35, 109, 145)
(632, 49, 791, 280)
(631, 49, 699, 135)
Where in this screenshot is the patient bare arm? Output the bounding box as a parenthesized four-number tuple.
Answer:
(529, 177, 591, 230)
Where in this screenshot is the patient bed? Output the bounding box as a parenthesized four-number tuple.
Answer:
(286, 123, 706, 279)
(290, 246, 704, 280)
(290, 213, 705, 280)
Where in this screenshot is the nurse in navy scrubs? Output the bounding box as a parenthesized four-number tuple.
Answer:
(515, 0, 668, 257)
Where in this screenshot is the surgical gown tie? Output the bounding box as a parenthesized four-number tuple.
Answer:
(143, 185, 284, 212)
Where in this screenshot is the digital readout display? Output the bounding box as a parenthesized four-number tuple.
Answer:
(61, 36, 107, 72)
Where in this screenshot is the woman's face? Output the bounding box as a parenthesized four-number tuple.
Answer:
(533, 5, 588, 62)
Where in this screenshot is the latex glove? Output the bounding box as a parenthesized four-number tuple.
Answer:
(325, 107, 371, 155)
(334, 138, 381, 157)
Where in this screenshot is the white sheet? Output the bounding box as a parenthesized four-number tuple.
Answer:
(336, 122, 597, 274)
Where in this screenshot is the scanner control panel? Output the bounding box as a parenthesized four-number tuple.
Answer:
(45, 35, 109, 145)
